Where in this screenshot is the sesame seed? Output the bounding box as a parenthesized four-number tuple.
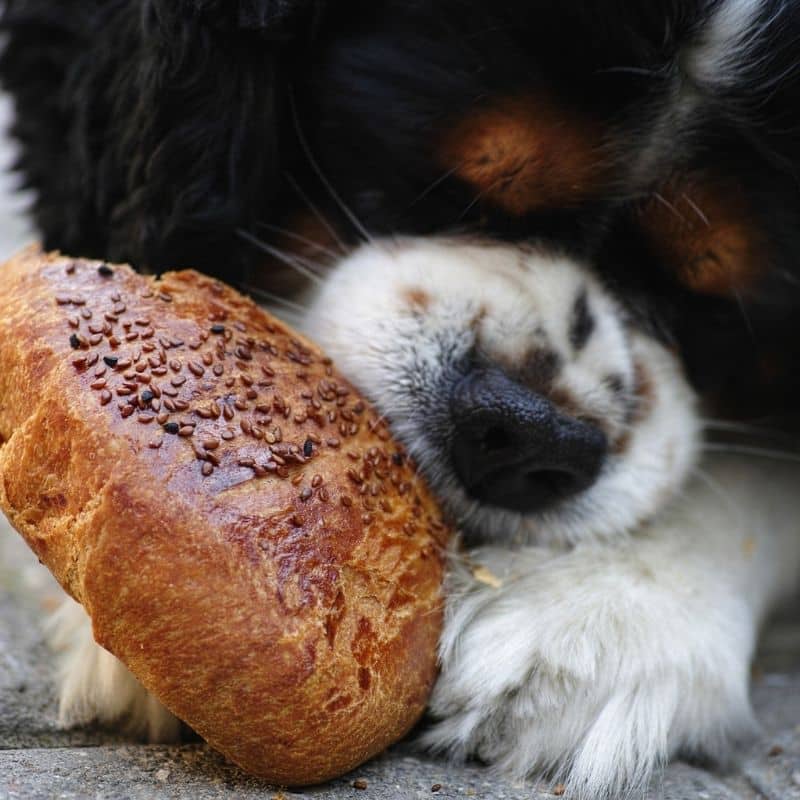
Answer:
(156, 412, 169, 425)
(97, 264, 114, 277)
(201, 462, 213, 476)
(90, 379, 107, 390)
(304, 439, 314, 458)
(211, 324, 225, 334)
(120, 404, 135, 418)
(100, 390, 112, 405)
(148, 438, 163, 449)
(163, 422, 180, 434)
(202, 438, 220, 450)
(188, 361, 204, 377)
(137, 414, 155, 424)
(69, 333, 81, 349)
(178, 426, 194, 437)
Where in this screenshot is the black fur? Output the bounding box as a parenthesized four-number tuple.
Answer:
(4, 0, 800, 415)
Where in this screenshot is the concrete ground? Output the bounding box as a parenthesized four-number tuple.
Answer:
(0, 95, 799, 800)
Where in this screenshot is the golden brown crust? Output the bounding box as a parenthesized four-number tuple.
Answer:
(0, 245, 449, 784)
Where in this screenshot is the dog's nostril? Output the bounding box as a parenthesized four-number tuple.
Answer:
(450, 368, 608, 514)
(482, 425, 515, 452)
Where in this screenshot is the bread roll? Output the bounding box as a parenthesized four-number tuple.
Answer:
(0, 246, 449, 784)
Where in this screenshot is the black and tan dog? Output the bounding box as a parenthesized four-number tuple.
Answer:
(3, 2, 800, 797)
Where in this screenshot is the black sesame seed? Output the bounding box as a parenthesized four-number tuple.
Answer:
(303, 438, 314, 458)
(97, 264, 114, 277)
(210, 324, 225, 334)
(141, 389, 154, 404)
(103, 356, 119, 367)
(163, 422, 180, 434)
(69, 333, 81, 349)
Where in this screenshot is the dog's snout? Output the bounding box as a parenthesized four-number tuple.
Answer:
(450, 368, 607, 513)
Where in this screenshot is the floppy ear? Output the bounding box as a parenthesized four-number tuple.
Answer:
(107, 0, 331, 275)
(1, 0, 324, 277)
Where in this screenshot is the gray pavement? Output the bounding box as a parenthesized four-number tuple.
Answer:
(0, 93, 799, 799)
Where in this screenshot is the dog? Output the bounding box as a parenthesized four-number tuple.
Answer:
(3, 1, 800, 797)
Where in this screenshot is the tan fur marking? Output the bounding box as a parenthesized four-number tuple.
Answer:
(638, 175, 765, 296)
(402, 288, 431, 310)
(440, 96, 607, 216)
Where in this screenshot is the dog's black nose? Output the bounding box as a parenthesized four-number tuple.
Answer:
(450, 368, 607, 513)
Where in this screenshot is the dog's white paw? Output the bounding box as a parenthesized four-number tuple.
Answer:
(423, 541, 758, 799)
(47, 597, 181, 742)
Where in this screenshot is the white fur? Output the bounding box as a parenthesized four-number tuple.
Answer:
(304, 238, 699, 546)
(424, 454, 800, 799)
(48, 598, 180, 742)
(682, 0, 765, 90)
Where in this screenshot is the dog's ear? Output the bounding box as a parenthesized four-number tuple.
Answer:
(2, 0, 325, 278)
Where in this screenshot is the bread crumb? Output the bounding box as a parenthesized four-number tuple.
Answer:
(472, 565, 502, 588)
(552, 783, 566, 796)
(431, 783, 442, 792)
(353, 778, 368, 790)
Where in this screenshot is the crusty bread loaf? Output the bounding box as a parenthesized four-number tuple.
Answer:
(0, 246, 449, 784)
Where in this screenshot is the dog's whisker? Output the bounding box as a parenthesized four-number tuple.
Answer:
(283, 171, 349, 256)
(702, 442, 800, 463)
(407, 165, 462, 210)
(255, 221, 342, 262)
(235, 282, 312, 315)
(237, 229, 325, 286)
(288, 87, 375, 245)
(702, 418, 794, 439)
